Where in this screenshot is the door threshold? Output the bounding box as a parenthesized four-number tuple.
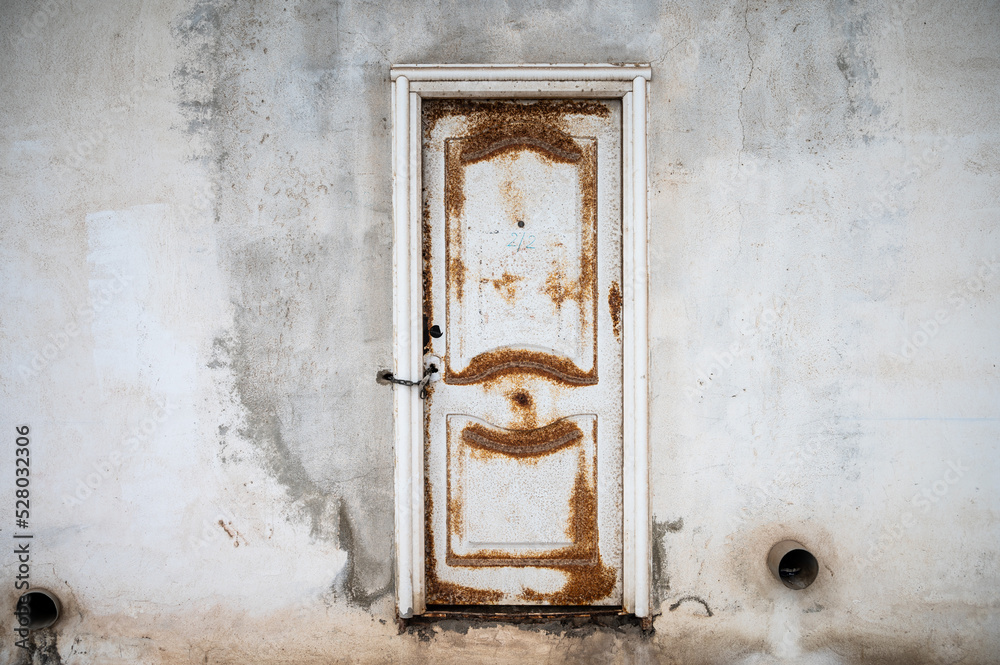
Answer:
(401, 605, 652, 632)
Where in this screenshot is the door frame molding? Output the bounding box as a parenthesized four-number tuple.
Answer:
(390, 63, 651, 618)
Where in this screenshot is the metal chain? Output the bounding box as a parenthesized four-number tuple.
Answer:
(380, 365, 438, 399)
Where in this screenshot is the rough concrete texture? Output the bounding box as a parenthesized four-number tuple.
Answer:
(1, 0, 998, 662)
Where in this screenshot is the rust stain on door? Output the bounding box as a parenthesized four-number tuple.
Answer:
(608, 281, 622, 342)
(461, 418, 582, 459)
(447, 347, 597, 386)
(488, 271, 523, 304)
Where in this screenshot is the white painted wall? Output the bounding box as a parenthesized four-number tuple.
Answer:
(1, 0, 997, 663)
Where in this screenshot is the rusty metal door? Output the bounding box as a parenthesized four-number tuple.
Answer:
(421, 100, 623, 606)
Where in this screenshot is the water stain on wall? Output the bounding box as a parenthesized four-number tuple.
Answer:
(173, 0, 395, 611)
(651, 516, 683, 610)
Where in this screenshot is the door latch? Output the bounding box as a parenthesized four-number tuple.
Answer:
(376, 364, 438, 399)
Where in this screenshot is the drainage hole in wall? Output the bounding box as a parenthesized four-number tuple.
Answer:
(777, 549, 818, 590)
(17, 590, 60, 630)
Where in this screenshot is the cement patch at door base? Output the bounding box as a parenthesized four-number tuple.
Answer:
(399, 605, 653, 634)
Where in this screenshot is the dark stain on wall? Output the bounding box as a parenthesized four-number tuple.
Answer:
(14, 631, 62, 665)
(651, 517, 683, 611)
(405, 614, 651, 640)
(213, 331, 334, 533)
(335, 502, 394, 609)
(668, 595, 713, 617)
(834, 0, 881, 121)
(170, 0, 225, 135)
(173, 0, 395, 613)
(208, 329, 392, 610)
(650, 517, 676, 610)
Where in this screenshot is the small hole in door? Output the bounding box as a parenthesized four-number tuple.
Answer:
(510, 390, 532, 408)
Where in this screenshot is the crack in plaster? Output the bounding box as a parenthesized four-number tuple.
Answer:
(738, 0, 754, 165)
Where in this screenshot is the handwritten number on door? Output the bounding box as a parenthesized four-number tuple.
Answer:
(507, 232, 535, 250)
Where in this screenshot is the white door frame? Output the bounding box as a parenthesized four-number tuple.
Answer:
(390, 63, 651, 618)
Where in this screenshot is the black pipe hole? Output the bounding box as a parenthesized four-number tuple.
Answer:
(429, 325, 442, 338)
(16, 590, 60, 630)
(778, 549, 819, 590)
(517, 220, 525, 228)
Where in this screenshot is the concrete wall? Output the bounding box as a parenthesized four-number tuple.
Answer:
(1, 0, 998, 662)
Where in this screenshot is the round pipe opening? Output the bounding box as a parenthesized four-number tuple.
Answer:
(16, 589, 61, 630)
(767, 540, 819, 590)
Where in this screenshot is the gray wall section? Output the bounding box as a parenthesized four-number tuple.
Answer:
(1, 0, 998, 663)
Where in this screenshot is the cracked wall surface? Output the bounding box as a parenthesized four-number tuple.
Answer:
(1, 0, 999, 663)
